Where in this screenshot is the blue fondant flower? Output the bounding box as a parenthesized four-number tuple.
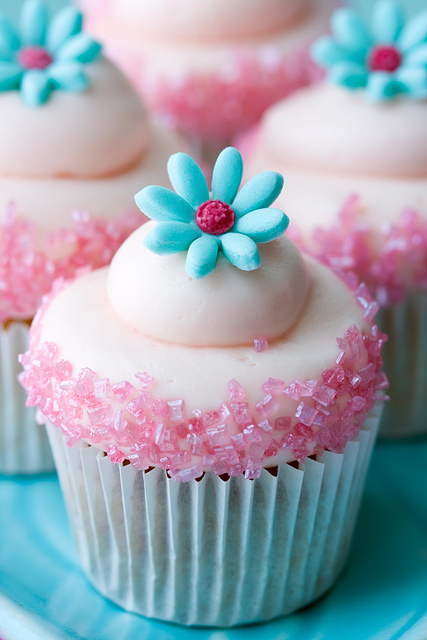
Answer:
(311, 1, 427, 101)
(0, 0, 101, 106)
(135, 147, 289, 279)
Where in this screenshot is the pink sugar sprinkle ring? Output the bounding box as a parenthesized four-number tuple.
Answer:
(0, 208, 141, 322)
(254, 336, 269, 352)
(19, 280, 388, 480)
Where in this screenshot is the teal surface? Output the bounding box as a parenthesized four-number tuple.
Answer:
(1, 437, 427, 640)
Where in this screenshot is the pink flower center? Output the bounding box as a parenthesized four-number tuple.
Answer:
(195, 199, 236, 235)
(369, 45, 401, 73)
(18, 46, 53, 70)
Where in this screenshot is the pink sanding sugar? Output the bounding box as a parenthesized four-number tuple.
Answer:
(297, 197, 427, 306)
(0, 206, 141, 323)
(109, 44, 321, 141)
(19, 277, 388, 481)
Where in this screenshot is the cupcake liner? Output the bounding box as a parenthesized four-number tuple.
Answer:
(0, 322, 54, 474)
(377, 291, 427, 438)
(46, 404, 380, 627)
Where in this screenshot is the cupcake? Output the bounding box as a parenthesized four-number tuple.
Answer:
(241, 0, 427, 438)
(80, 0, 332, 147)
(20, 148, 387, 626)
(0, 0, 182, 473)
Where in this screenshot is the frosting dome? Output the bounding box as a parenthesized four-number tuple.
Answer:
(110, 0, 308, 42)
(0, 57, 148, 179)
(108, 222, 310, 346)
(260, 84, 427, 179)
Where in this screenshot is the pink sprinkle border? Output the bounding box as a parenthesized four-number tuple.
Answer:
(19, 276, 388, 482)
(108, 45, 321, 141)
(290, 196, 427, 307)
(0, 205, 142, 323)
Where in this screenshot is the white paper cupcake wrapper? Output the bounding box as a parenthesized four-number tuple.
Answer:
(0, 322, 55, 474)
(47, 406, 381, 627)
(377, 291, 427, 438)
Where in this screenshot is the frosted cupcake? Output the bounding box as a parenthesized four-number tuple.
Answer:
(20, 148, 387, 625)
(242, 1, 427, 438)
(80, 0, 332, 146)
(0, 0, 181, 473)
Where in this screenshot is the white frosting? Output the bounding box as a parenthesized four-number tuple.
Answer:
(107, 222, 310, 346)
(243, 85, 427, 256)
(260, 85, 427, 178)
(0, 124, 181, 235)
(39, 255, 368, 418)
(87, 1, 332, 77)
(0, 57, 148, 179)
(108, 0, 308, 42)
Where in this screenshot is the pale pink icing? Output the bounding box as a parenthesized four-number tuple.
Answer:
(108, 223, 310, 346)
(85, 2, 331, 139)
(0, 58, 148, 179)
(241, 85, 427, 300)
(19, 247, 387, 477)
(106, 0, 308, 42)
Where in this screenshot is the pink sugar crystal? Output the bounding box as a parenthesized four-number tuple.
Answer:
(243, 424, 262, 443)
(231, 432, 246, 450)
(155, 424, 179, 451)
(313, 385, 337, 407)
(186, 432, 204, 455)
(262, 377, 285, 393)
(275, 416, 291, 431)
(254, 336, 269, 352)
(94, 378, 111, 400)
(256, 394, 279, 418)
(112, 381, 135, 402)
(295, 402, 318, 427)
(227, 379, 245, 402)
(264, 440, 280, 458)
(87, 405, 112, 426)
(202, 411, 220, 429)
(188, 417, 204, 434)
(169, 465, 203, 482)
(167, 399, 185, 422)
(244, 458, 263, 480)
(135, 371, 156, 390)
(206, 424, 229, 447)
(231, 402, 253, 427)
(215, 445, 240, 465)
(258, 419, 273, 433)
(107, 445, 125, 464)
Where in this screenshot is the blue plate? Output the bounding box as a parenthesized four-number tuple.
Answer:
(1, 437, 427, 640)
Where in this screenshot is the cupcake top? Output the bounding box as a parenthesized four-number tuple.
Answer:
(20, 149, 387, 481)
(106, 0, 309, 42)
(242, 1, 427, 304)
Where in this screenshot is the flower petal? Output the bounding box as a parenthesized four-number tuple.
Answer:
(398, 10, 427, 53)
(0, 16, 20, 55)
(329, 61, 368, 89)
(20, 0, 48, 46)
(211, 147, 243, 204)
(394, 66, 427, 99)
(366, 71, 402, 101)
(372, 1, 404, 44)
(0, 61, 23, 90)
(404, 43, 427, 66)
(21, 70, 51, 106)
(56, 33, 102, 63)
(311, 36, 355, 68)
(144, 222, 201, 255)
(331, 9, 372, 53)
(221, 233, 261, 271)
(232, 172, 284, 219)
(234, 208, 289, 243)
(185, 235, 219, 279)
(47, 61, 88, 91)
(167, 152, 209, 210)
(46, 6, 83, 53)
(135, 185, 195, 223)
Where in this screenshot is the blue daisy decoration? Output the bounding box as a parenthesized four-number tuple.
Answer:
(311, 0, 427, 101)
(135, 147, 289, 279)
(0, 0, 102, 107)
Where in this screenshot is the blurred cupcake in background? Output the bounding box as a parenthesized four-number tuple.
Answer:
(79, 0, 333, 157)
(241, 0, 427, 438)
(0, 0, 182, 473)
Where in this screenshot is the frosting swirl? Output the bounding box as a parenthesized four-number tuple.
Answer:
(108, 222, 310, 346)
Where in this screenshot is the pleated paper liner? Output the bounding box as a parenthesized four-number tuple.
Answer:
(0, 322, 55, 474)
(378, 290, 427, 438)
(47, 404, 381, 627)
